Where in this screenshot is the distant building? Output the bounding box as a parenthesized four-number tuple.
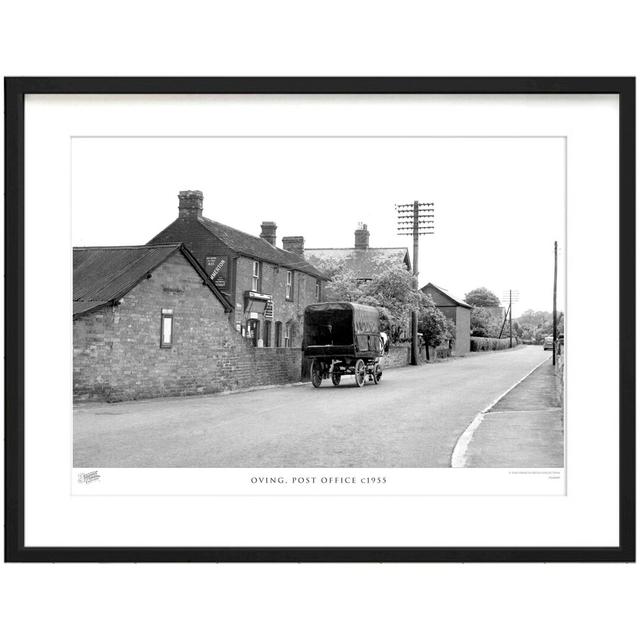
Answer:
(420, 282, 472, 355)
(73, 243, 302, 402)
(148, 191, 329, 349)
(304, 223, 411, 282)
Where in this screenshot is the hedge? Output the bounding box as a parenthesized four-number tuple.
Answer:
(470, 337, 514, 352)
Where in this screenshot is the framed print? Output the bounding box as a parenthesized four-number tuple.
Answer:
(4, 77, 635, 562)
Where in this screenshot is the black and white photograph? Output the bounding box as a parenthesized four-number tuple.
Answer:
(72, 135, 565, 472)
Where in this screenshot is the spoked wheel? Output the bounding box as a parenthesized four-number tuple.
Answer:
(311, 360, 323, 388)
(331, 372, 341, 386)
(354, 359, 366, 387)
(373, 363, 383, 384)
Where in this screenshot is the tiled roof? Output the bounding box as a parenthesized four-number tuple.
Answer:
(303, 247, 411, 279)
(149, 216, 328, 280)
(73, 243, 232, 318)
(421, 282, 472, 309)
(198, 217, 328, 279)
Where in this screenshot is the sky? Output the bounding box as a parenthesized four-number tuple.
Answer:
(72, 136, 565, 313)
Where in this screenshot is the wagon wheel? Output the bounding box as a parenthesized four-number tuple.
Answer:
(331, 371, 341, 386)
(354, 359, 366, 387)
(373, 363, 383, 384)
(311, 360, 323, 388)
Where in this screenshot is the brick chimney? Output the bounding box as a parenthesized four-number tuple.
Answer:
(178, 190, 203, 219)
(282, 236, 305, 256)
(354, 223, 369, 250)
(260, 221, 277, 246)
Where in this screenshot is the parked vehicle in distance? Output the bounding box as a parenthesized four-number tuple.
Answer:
(543, 335, 555, 350)
(302, 301, 385, 388)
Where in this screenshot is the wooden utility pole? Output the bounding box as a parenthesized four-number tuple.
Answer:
(411, 201, 420, 364)
(396, 200, 435, 364)
(498, 302, 509, 339)
(509, 289, 513, 348)
(553, 240, 558, 365)
(500, 289, 519, 344)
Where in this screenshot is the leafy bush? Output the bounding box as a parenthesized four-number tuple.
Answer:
(470, 337, 514, 351)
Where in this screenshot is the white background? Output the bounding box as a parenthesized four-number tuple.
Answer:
(1, 2, 638, 640)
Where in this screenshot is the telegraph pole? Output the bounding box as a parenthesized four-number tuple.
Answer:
(553, 240, 558, 365)
(396, 200, 435, 364)
(500, 289, 519, 345)
(509, 290, 513, 348)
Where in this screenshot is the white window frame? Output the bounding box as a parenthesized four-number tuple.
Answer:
(284, 322, 291, 348)
(160, 308, 174, 348)
(251, 260, 260, 292)
(285, 270, 293, 301)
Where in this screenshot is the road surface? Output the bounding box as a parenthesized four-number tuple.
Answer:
(74, 345, 557, 468)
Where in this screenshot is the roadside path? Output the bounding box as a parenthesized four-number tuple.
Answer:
(455, 358, 563, 467)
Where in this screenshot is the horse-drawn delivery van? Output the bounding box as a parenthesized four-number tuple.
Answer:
(302, 302, 388, 388)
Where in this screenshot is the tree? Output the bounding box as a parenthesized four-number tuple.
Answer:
(515, 309, 563, 344)
(464, 287, 501, 308)
(323, 267, 364, 302)
(418, 303, 451, 357)
(323, 263, 452, 349)
(513, 320, 523, 339)
(324, 263, 424, 344)
(311, 256, 347, 280)
(470, 306, 505, 338)
(464, 286, 503, 337)
(360, 265, 420, 343)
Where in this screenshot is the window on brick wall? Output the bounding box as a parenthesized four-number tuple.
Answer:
(252, 260, 261, 292)
(160, 309, 174, 348)
(286, 270, 293, 301)
(275, 321, 282, 347)
(247, 319, 260, 347)
(284, 322, 292, 348)
(264, 320, 271, 347)
(315, 279, 321, 301)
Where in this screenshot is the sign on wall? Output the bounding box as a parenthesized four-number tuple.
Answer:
(205, 256, 229, 290)
(265, 299, 274, 319)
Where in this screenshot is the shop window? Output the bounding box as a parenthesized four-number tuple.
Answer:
(247, 319, 260, 347)
(275, 321, 282, 347)
(264, 320, 272, 347)
(285, 270, 294, 301)
(160, 309, 174, 348)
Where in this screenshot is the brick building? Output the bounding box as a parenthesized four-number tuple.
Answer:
(304, 223, 411, 282)
(73, 243, 302, 402)
(148, 191, 328, 349)
(420, 282, 471, 355)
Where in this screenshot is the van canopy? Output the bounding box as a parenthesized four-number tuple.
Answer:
(303, 302, 381, 338)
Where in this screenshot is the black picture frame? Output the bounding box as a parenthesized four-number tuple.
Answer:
(4, 77, 635, 563)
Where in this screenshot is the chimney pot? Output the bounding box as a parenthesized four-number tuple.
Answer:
(178, 190, 203, 219)
(260, 221, 277, 246)
(282, 236, 305, 256)
(354, 223, 370, 250)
